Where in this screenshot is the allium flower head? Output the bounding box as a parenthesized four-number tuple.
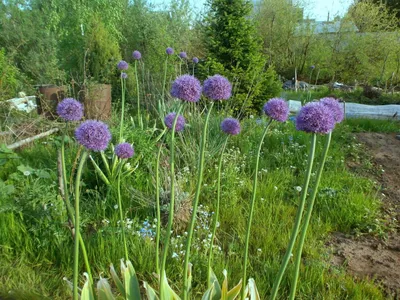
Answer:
(75, 120, 112, 151)
(263, 98, 289, 122)
(57, 98, 83, 121)
(132, 50, 141, 60)
(170, 75, 202, 102)
(221, 118, 241, 135)
(166, 47, 174, 55)
(117, 60, 129, 70)
(310, 65, 315, 70)
(192, 57, 199, 64)
(164, 112, 185, 132)
(179, 52, 187, 59)
(115, 143, 134, 159)
(320, 97, 344, 123)
(203, 74, 232, 101)
(121, 72, 128, 79)
(296, 102, 335, 134)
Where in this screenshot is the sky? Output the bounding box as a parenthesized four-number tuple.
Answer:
(148, 0, 354, 21)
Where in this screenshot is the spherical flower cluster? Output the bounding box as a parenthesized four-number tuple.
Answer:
(192, 57, 199, 64)
(170, 75, 202, 102)
(263, 98, 289, 122)
(75, 120, 112, 151)
(115, 143, 134, 159)
(296, 102, 335, 134)
(166, 47, 174, 55)
(117, 60, 129, 70)
(221, 118, 241, 135)
(132, 50, 141, 60)
(179, 52, 187, 59)
(320, 97, 344, 123)
(164, 112, 185, 132)
(121, 72, 128, 79)
(310, 65, 315, 70)
(203, 75, 232, 101)
(57, 98, 83, 121)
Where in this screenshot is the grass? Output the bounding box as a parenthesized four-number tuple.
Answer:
(1, 113, 398, 299)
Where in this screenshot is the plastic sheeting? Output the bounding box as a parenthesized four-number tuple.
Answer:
(288, 100, 400, 120)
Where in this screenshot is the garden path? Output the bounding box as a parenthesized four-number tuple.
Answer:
(330, 133, 400, 298)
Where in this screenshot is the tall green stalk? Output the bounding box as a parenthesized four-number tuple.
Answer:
(135, 61, 142, 129)
(270, 134, 317, 300)
(73, 151, 88, 300)
(155, 135, 166, 275)
(60, 134, 92, 285)
(119, 75, 126, 142)
(159, 106, 183, 298)
(289, 133, 332, 300)
(182, 102, 214, 300)
(240, 120, 272, 300)
(117, 170, 129, 262)
(207, 135, 229, 287)
(161, 56, 169, 114)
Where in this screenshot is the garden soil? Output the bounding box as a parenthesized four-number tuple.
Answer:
(330, 133, 400, 297)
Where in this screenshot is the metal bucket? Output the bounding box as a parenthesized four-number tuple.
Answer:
(36, 85, 66, 119)
(81, 83, 111, 120)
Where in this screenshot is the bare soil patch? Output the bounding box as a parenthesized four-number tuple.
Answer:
(330, 133, 400, 297)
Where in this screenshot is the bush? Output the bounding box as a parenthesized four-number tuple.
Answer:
(0, 49, 20, 100)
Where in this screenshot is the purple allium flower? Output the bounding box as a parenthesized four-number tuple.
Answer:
(121, 72, 128, 79)
(75, 120, 112, 151)
(192, 57, 199, 64)
(170, 75, 202, 102)
(57, 98, 84, 121)
(117, 60, 129, 70)
(296, 102, 335, 134)
(320, 97, 344, 123)
(310, 65, 315, 70)
(221, 118, 241, 135)
(115, 143, 134, 159)
(179, 52, 187, 59)
(166, 47, 174, 55)
(164, 112, 185, 132)
(263, 98, 289, 122)
(132, 50, 141, 60)
(203, 74, 232, 101)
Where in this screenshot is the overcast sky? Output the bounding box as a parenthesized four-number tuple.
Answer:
(148, 0, 354, 21)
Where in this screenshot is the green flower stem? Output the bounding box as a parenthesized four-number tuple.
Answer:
(270, 133, 317, 300)
(89, 155, 110, 185)
(159, 105, 183, 298)
(135, 61, 142, 129)
(183, 102, 214, 300)
(73, 151, 88, 300)
(161, 56, 169, 113)
(155, 135, 166, 275)
(100, 151, 111, 177)
(119, 75, 126, 142)
(289, 132, 332, 300)
(240, 119, 272, 300)
(207, 135, 229, 288)
(60, 134, 93, 285)
(117, 170, 129, 262)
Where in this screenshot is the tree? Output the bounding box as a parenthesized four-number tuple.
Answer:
(203, 0, 281, 115)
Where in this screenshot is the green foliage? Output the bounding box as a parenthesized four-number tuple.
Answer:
(85, 15, 121, 84)
(203, 0, 281, 115)
(0, 49, 21, 100)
